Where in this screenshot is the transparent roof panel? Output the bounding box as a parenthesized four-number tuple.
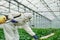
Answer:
(10, 4, 18, 11)
(0, 0, 60, 20)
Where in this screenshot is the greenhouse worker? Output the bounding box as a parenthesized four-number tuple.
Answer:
(0, 12, 39, 40)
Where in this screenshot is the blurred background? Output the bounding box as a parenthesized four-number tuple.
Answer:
(0, 0, 60, 40)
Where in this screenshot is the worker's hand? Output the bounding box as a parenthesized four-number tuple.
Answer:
(10, 19, 18, 23)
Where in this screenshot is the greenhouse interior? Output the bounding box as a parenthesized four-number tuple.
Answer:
(0, 0, 60, 40)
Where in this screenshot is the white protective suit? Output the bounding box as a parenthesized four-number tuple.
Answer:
(3, 13, 35, 40)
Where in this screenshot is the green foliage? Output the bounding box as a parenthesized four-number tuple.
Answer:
(0, 29, 5, 40)
(0, 28, 60, 40)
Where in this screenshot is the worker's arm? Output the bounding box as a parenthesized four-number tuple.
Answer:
(5, 13, 21, 23)
(5, 15, 18, 23)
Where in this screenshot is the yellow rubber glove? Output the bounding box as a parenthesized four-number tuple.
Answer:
(0, 15, 7, 24)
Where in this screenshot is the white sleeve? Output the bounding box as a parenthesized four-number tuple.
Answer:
(22, 23, 35, 36)
(8, 15, 14, 19)
(8, 13, 21, 20)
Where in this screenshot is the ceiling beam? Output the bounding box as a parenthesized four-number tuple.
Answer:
(13, 0, 52, 21)
(40, 0, 60, 21)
